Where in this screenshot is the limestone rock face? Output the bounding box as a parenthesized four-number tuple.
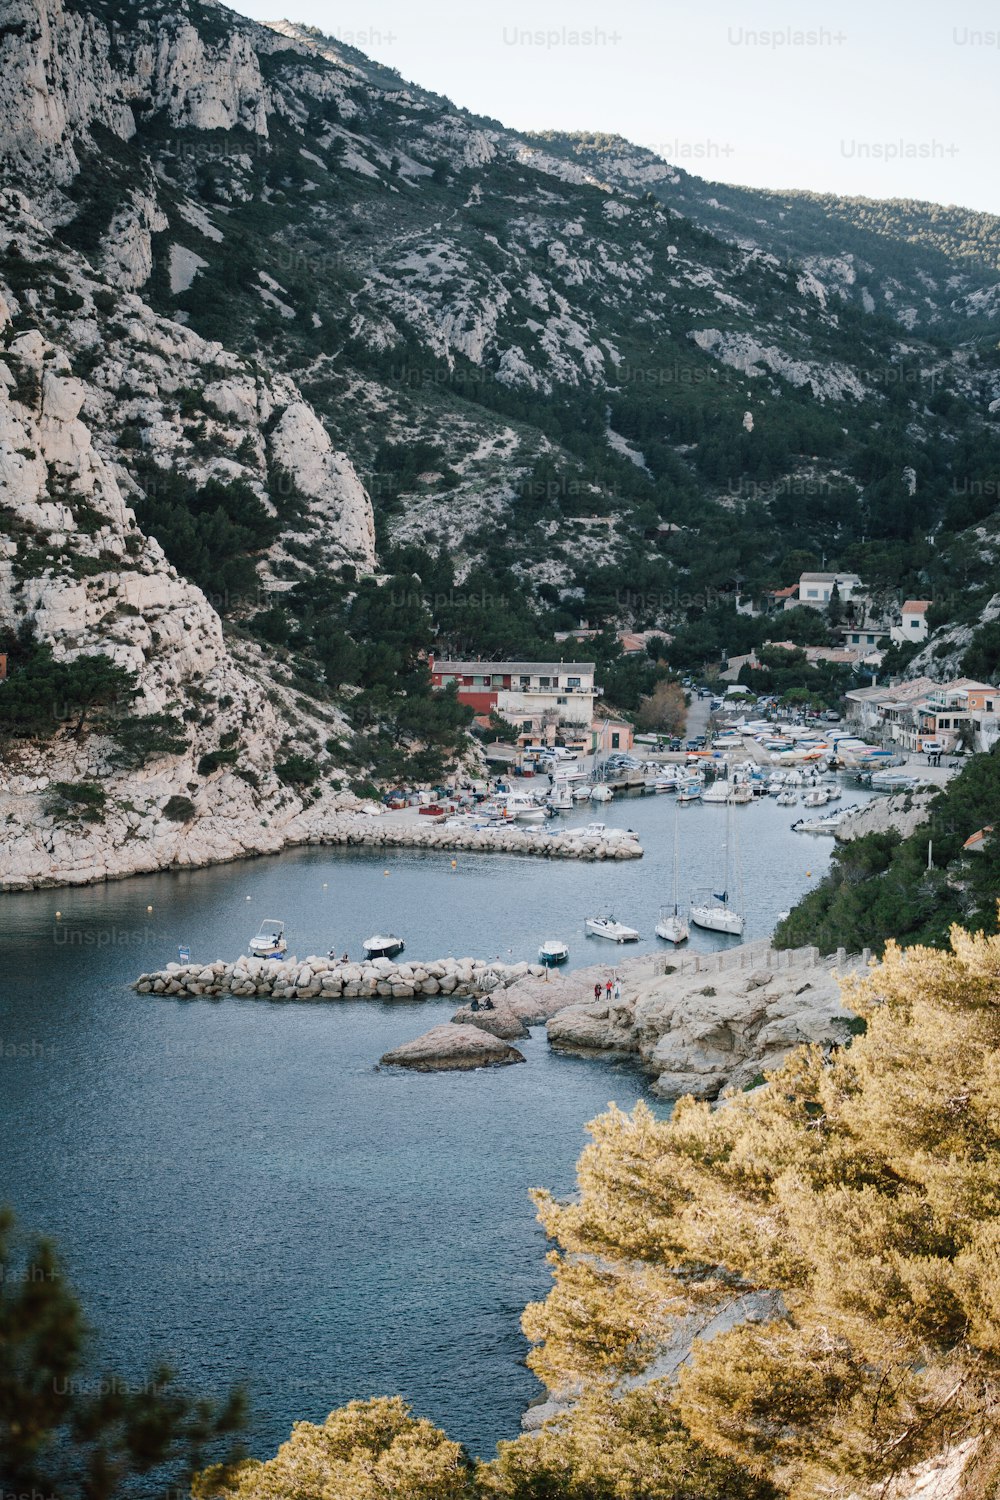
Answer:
(268, 402, 376, 572)
(380, 1024, 526, 1071)
(548, 950, 859, 1099)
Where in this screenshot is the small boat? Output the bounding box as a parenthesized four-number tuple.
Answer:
(792, 805, 858, 834)
(585, 914, 640, 943)
(776, 790, 798, 807)
(802, 788, 829, 808)
(572, 785, 592, 801)
(363, 934, 405, 960)
(583, 821, 607, 836)
(248, 919, 286, 957)
(690, 896, 744, 936)
(539, 939, 569, 966)
(676, 783, 702, 803)
(656, 909, 690, 943)
(548, 786, 574, 811)
(729, 783, 754, 804)
(702, 780, 730, 803)
(589, 784, 614, 803)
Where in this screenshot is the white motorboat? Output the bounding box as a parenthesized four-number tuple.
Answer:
(792, 807, 856, 834)
(702, 780, 730, 803)
(676, 783, 702, 803)
(539, 939, 569, 966)
(363, 934, 405, 959)
(776, 790, 798, 807)
(583, 821, 607, 836)
(548, 786, 574, 811)
(729, 783, 754, 804)
(585, 914, 640, 943)
(802, 788, 830, 808)
(248, 918, 286, 957)
(825, 783, 842, 799)
(589, 784, 614, 803)
(515, 805, 548, 822)
(572, 785, 592, 801)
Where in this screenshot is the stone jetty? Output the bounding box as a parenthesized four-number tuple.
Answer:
(314, 816, 643, 861)
(134, 954, 553, 1000)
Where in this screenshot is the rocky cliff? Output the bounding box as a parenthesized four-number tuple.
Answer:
(548, 945, 862, 1098)
(2, 0, 997, 888)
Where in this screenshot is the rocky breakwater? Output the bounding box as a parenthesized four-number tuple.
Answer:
(547, 945, 864, 1099)
(313, 815, 643, 862)
(134, 954, 552, 1001)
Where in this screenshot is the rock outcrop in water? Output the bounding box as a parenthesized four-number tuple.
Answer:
(548, 943, 866, 1099)
(380, 1024, 526, 1071)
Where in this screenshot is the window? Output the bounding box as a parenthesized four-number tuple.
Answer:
(611, 732, 620, 749)
(806, 589, 819, 599)
(491, 675, 504, 687)
(522, 721, 532, 732)
(519, 676, 530, 688)
(910, 618, 920, 629)
(567, 676, 581, 689)
(851, 634, 859, 644)
(538, 676, 551, 688)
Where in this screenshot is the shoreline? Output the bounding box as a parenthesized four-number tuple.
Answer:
(0, 810, 644, 894)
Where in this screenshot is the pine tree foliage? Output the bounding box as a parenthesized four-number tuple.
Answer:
(511, 926, 1000, 1497)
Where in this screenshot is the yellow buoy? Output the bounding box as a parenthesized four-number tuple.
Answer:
(451, 860, 457, 869)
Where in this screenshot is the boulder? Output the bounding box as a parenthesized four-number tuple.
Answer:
(379, 1024, 525, 1072)
(451, 1003, 530, 1040)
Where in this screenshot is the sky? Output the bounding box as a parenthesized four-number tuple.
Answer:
(230, 0, 997, 213)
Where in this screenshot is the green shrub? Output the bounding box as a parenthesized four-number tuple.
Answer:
(163, 795, 196, 822)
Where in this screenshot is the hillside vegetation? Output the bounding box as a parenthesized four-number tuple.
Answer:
(775, 748, 1000, 954)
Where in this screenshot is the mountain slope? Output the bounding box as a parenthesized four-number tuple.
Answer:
(1, 0, 999, 886)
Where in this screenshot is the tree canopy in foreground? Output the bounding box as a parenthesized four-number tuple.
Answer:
(196, 922, 1000, 1499)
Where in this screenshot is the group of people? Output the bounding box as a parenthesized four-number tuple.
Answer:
(469, 996, 496, 1012)
(594, 978, 622, 1003)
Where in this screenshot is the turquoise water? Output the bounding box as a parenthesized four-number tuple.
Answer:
(0, 785, 872, 1460)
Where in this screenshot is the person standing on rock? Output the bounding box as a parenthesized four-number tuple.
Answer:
(594, 982, 602, 1002)
(605, 979, 613, 1000)
(613, 977, 621, 1002)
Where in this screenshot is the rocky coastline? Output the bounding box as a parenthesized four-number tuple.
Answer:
(547, 942, 869, 1099)
(1, 804, 643, 893)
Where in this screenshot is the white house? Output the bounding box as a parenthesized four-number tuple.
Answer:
(429, 659, 598, 738)
(792, 572, 863, 610)
(890, 600, 931, 645)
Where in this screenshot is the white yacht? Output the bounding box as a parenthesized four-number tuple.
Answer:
(655, 910, 690, 943)
(248, 919, 286, 957)
(691, 796, 744, 936)
(690, 895, 744, 936)
(585, 915, 640, 943)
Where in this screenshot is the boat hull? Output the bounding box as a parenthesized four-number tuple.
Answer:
(655, 918, 689, 944)
(690, 905, 744, 936)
